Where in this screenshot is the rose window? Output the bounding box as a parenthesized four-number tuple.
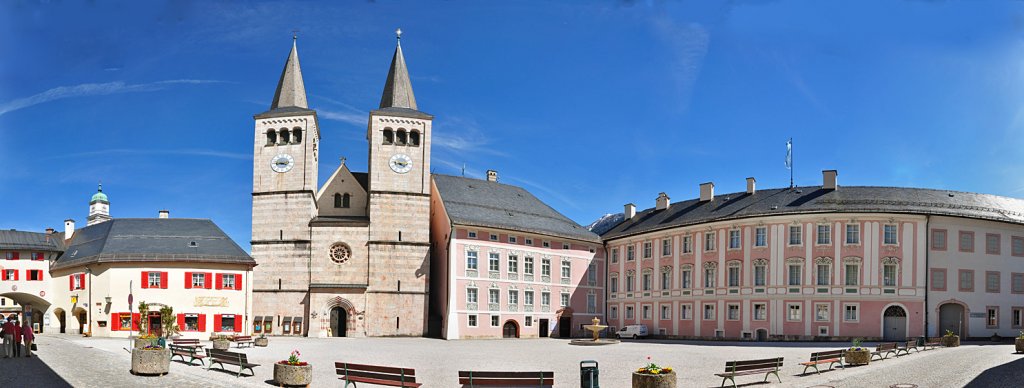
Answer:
(330, 243, 351, 264)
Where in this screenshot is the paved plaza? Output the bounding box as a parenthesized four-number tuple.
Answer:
(2, 334, 1021, 387)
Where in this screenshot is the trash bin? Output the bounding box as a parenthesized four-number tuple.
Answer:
(580, 360, 599, 388)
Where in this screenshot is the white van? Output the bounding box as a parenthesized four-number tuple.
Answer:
(616, 324, 649, 339)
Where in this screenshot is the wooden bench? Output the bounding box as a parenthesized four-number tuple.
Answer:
(871, 342, 898, 360)
(895, 340, 919, 356)
(206, 349, 259, 377)
(231, 335, 255, 348)
(458, 370, 554, 387)
(336, 362, 420, 388)
(173, 338, 202, 349)
(169, 344, 206, 366)
(923, 338, 943, 350)
(799, 349, 845, 375)
(714, 357, 783, 388)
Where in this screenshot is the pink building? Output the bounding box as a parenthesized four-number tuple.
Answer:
(602, 171, 1024, 341)
(430, 172, 604, 339)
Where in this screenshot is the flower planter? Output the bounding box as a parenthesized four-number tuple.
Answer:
(1015, 338, 1024, 353)
(845, 349, 870, 365)
(133, 338, 158, 349)
(632, 371, 676, 388)
(212, 339, 231, 350)
(274, 363, 312, 387)
(255, 337, 269, 347)
(131, 348, 171, 375)
(942, 335, 960, 347)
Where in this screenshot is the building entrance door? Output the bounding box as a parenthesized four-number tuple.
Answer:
(883, 306, 907, 341)
(330, 307, 347, 337)
(538, 319, 549, 337)
(756, 329, 768, 342)
(502, 321, 519, 338)
(938, 303, 965, 336)
(558, 316, 572, 338)
(148, 313, 162, 337)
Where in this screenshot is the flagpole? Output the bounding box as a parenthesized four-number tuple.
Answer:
(790, 137, 794, 189)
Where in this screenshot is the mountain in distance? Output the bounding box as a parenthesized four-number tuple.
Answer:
(586, 213, 624, 235)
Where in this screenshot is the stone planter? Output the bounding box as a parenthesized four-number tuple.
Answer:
(942, 335, 960, 347)
(255, 337, 269, 347)
(131, 347, 171, 375)
(632, 371, 676, 388)
(274, 362, 312, 387)
(845, 349, 870, 365)
(133, 337, 158, 349)
(212, 339, 230, 350)
(1015, 338, 1024, 353)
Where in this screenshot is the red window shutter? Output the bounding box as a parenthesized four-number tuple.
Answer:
(132, 313, 140, 331)
(69, 275, 74, 290)
(198, 314, 206, 332)
(184, 272, 192, 289)
(215, 273, 223, 290)
(205, 272, 213, 289)
(11, 252, 18, 260)
(234, 315, 242, 332)
(160, 272, 168, 289)
(14, 271, 18, 281)
(214, 315, 222, 332)
(141, 272, 149, 289)
(177, 314, 186, 331)
(79, 274, 85, 289)
(235, 274, 243, 291)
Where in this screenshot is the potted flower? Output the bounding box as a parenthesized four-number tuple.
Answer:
(1015, 331, 1024, 353)
(274, 349, 312, 387)
(131, 343, 171, 375)
(942, 329, 960, 347)
(845, 338, 870, 365)
(134, 333, 158, 349)
(255, 333, 269, 347)
(211, 334, 231, 350)
(632, 356, 676, 388)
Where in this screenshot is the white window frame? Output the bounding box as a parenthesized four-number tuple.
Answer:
(490, 233, 498, 241)
(728, 230, 741, 250)
(682, 236, 692, 254)
(727, 304, 740, 321)
(148, 272, 161, 288)
(468, 314, 478, 327)
(846, 224, 860, 245)
(508, 236, 517, 244)
(222, 274, 236, 289)
(491, 315, 500, 327)
(560, 293, 570, 307)
(524, 290, 534, 305)
(814, 303, 830, 322)
(703, 303, 716, 320)
(660, 304, 671, 320)
(508, 290, 519, 305)
(883, 224, 899, 245)
(488, 288, 500, 304)
(642, 304, 652, 320)
(466, 251, 478, 270)
(625, 306, 634, 319)
(754, 264, 767, 287)
(755, 227, 767, 247)
(844, 303, 860, 322)
(662, 238, 671, 256)
(541, 258, 551, 276)
(467, 288, 478, 304)
(524, 257, 534, 275)
(680, 303, 693, 320)
(561, 261, 571, 279)
(488, 252, 500, 272)
(753, 303, 767, 321)
(787, 303, 802, 322)
(705, 232, 716, 251)
(788, 225, 802, 246)
(643, 241, 652, 258)
(468, 231, 477, 238)
(817, 224, 831, 245)
(192, 273, 205, 288)
(788, 264, 802, 286)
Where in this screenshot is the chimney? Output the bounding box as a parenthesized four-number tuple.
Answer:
(624, 203, 636, 220)
(64, 219, 75, 239)
(486, 170, 498, 182)
(746, 177, 756, 194)
(656, 192, 670, 210)
(822, 170, 838, 190)
(699, 182, 715, 202)
(158, 210, 170, 219)
(45, 228, 54, 235)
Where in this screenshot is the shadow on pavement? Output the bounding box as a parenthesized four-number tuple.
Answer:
(963, 356, 1024, 388)
(0, 353, 73, 387)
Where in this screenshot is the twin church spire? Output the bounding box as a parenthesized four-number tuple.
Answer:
(269, 31, 419, 112)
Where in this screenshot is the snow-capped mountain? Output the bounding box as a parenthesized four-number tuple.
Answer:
(586, 213, 624, 235)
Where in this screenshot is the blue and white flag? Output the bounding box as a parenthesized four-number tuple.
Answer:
(785, 138, 792, 169)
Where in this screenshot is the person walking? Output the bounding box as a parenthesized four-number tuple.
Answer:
(21, 321, 33, 358)
(11, 320, 21, 358)
(1, 318, 13, 358)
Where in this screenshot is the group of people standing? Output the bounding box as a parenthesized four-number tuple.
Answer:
(1, 315, 34, 358)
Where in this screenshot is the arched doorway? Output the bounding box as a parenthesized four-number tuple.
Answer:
(54, 308, 67, 334)
(556, 307, 574, 338)
(939, 303, 966, 336)
(755, 328, 768, 342)
(72, 307, 88, 335)
(330, 306, 347, 337)
(883, 305, 907, 341)
(502, 320, 519, 338)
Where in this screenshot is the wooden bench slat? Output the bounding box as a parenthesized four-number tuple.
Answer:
(727, 357, 782, 367)
(458, 371, 554, 378)
(339, 369, 419, 383)
(458, 378, 555, 385)
(727, 363, 781, 372)
(336, 362, 417, 376)
(342, 375, 422, 387)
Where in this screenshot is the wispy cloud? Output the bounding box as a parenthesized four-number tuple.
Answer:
(432, 116, 507, 156)
(503, 175, 581, 211)
(0, 79, 224, 118)
(651, 17, 710, 112)
(318, 109, 367, 126)
(44, 149, 252, 161)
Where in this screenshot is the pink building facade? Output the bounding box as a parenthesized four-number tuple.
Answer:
(602, 172, 1024, 341)
(430, 173, 604, 339)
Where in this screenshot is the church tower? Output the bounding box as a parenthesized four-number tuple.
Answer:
(364, 30, 432, 336)
(87, 183, 111, 225)
(251, 36, 320, 322)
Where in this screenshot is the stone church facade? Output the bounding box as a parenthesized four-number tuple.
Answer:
(251, 35, 430, 337)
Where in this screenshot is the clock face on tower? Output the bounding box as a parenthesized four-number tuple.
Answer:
(271, 154, 294, 173)
(389, 153, 413, 174)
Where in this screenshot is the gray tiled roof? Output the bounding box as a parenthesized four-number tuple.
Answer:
(0, 230, 64, 252)
(52, 218, 255, 271)
(433, 174, 601, 243)
(602, 185, 1024, 240)
(379, 42, 417, 110)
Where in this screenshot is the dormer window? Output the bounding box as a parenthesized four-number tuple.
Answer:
(189, 241, 198, 247)
(383, 129, 395, 145)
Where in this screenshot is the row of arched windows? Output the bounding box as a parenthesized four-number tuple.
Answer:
(266, 127, 303, 146)
(334, 193, 351, 208)
(382, 128, 421, 147)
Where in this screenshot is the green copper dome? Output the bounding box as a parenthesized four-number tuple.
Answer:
(90, 184, 109, 204)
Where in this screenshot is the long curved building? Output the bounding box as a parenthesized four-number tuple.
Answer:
(601, 171, 1024, 341)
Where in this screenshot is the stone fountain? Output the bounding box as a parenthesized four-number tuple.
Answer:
(569, 317, 620, 346)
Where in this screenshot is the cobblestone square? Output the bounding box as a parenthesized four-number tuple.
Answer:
(5, 334, 1021, 387)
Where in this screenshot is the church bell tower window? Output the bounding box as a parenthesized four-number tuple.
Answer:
(279, 128, 291, 144)
(292, 127, 302, 144)
(396, 129, 407, 145)
(266, 130, 277, 146)
(410, 130, 420, 147)
(383, 129, 394, 145)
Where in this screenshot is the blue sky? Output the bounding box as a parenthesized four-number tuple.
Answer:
(3, 1, 1024, 250)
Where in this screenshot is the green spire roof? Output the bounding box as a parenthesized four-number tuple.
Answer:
(90, 183, 108, 204)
